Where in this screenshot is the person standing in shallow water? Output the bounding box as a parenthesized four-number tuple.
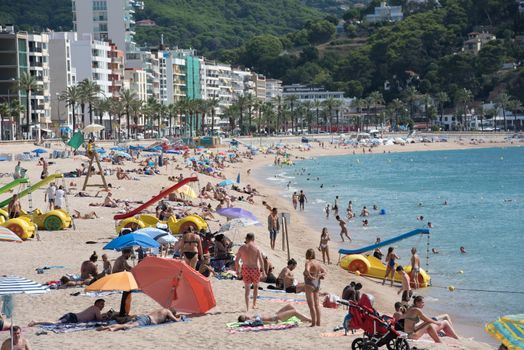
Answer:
(382, 247, 399, 286)
(298, 190, 307, 211)
(291, 192, 298, 210)
(318, 228, 331, 264)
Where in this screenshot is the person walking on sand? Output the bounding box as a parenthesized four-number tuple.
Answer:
(382, 247, 400, 286)
(318, 228, 331, 264)
(396, 266, 412, 304)
(7, 194, 21, 219)
(304, 248, 326, 327)
(298, 190, 307, 211)
(336, 215, 351, 242)
(410, 247, 420, 289)
(54, 185, 65, 210)
(235, 233, 265, 311)
(267, 208, 280, 250)
(291, 192, 298, 210)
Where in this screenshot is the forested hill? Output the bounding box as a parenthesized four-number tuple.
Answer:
(0, 0, 323, 54)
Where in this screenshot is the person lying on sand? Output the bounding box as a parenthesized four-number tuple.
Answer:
(237, 304, 311, 324)
(89, 193, 119, 208)
(97, 307, 181, 331)
(29, 299, 109, 326)
(72, 209, 98, 219)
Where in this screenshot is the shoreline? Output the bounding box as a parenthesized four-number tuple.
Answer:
(0, 138, 509, 349)
(246, 142, 515, 347)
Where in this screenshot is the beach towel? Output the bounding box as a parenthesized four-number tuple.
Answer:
(253, 295, 307, 304)
(80, 291, 122, 297)
(260, 289, 306, 296)
(38, 321, 115, 333)
(226, 317, 300, 333)
(214, 272, 237, 280)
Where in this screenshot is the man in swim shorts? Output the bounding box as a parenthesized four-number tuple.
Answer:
(235, 233, 265, 311)
(410, 247, 420, 289)
(396, 266, 412, 304)
(97, 307, 181, 331)
(267, 207, 280, 250)
(29, 299, 107, 326)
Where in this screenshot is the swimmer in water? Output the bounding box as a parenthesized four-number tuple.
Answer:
(432, 248, 439, 254)
(362, 219, 369, 227)
(460, 246, 466, 254)
(287, 181, 291, 189)
(427, 222, 433, 228)
(325, 204, 330, 219)
(320, 184, 323, 188)
(443, 200, 448, 205)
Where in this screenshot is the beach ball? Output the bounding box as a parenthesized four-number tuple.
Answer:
(448, 285, 456, 292)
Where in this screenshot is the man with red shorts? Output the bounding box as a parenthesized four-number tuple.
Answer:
(235, 233, 266, 311)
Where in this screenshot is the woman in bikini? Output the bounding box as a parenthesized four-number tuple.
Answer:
(318, 227, 331, 264)
(179, 227, 202, 269)
(382, 246, 399, 286)
(403, 295, 458, 343)
(304, 248, 326, 327)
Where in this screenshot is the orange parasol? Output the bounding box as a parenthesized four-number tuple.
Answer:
(85, 272, 139, 292)
(132, 256, 216, 314)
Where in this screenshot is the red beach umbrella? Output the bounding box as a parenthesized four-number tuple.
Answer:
(132, 256, 215, 314)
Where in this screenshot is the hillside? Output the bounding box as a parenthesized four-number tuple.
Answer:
(0, 0, 324, 55)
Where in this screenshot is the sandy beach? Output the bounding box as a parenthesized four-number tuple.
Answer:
(1, 134, 518, 350)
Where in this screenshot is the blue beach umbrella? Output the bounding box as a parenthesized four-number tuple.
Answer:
(32, 148, 47, 154)
(96, 148, 106, 154)
(103, 233, 160, 251)
(216, 207, 259, 223)
(218, 179, 235, 187)
(114, 151, 132, 159)
(134, 228, 177, 245)
(110, 147, 126, 151)
(485, 314, 524, 350)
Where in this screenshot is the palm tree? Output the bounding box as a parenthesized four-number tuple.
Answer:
(245, 94, 255, 134)
(60, 85, 81, 133)
(272, 96, 284, 134)
(302, 100, 313, 134)
(261, 101, 275, 133)
(507, 98, 523, 131)
(166, 103, 178, 136)
(207, 97, 220, 136)
(322, 97, 341, 134)
(284, 95, 298, 133)
(234, 94, 248, 135)
(17, 71, 39, 139)
(454, 88, 473, 130)
(419, 94, 434, 127)
(434, 92, 449, 126)
(403, 86, 419, 121)
(79, 80, 101, 125)
(495, 92, 511, 131)
(223, 104, 238, 132)
(351, 98, 367, 131)
(0, 102, 9, 140)
(252, 98, 262, 134)
(119, 89, 137, 139)
(311, 99, 322, 133)
(130, 99, 143, 137)
(108, 98, 123, 140)
(387, 98, 405, 131)
(367, 91, 384, 129)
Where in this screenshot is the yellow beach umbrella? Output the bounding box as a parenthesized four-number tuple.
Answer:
(176, 184, 197, 199)
(485, 314, 524, 350)
(85, 272, 138, 292)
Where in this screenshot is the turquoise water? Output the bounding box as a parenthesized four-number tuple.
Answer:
(259, 147, 524, 326)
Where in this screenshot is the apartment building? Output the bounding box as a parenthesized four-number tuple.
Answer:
(108, 41, 125, 97)
(124, 68, 147, 102)
(265, 79, 283, 101)
(251, 73, 267, 101)
(48, 32, 77, 130)
(201, 60, 233, 115)
(28, 33, 51, 129)
(72, 0, 144, 53)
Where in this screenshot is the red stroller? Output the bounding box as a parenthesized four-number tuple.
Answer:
(339, 293, 410, 350)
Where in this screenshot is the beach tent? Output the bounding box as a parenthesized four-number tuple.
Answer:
(132, 256, 216, 314)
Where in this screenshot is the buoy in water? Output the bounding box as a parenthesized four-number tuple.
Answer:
(448, 285, 456, 292)
(380, 209, 386, 215)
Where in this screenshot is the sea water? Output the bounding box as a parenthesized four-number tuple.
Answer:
(259, 147, 524, 331)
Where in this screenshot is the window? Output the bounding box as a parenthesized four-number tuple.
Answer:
(93, 1, 107, 11)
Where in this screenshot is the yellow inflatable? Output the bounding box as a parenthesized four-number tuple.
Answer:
(22, 208, 73, 231)
(116, 214, 208, 235)
(340, 254, 431, 288)
(0, 209, 37, 240)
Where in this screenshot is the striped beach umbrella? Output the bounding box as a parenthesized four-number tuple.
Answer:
(485, 314, 524, 350)
(0, 276, 49, 295)
(0, 227, 22, 243)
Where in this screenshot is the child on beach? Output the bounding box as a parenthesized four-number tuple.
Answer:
(336, 215, 351, 242)
(318, 228, 331, 264)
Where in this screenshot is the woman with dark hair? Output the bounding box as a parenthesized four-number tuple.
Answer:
(179, 227, 202, 269)
(382, 246, 399, 286)
(403, 295, 459, 343)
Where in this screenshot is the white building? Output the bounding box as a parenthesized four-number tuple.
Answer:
(69, 33, 111, 101)
(252, 73, 266, 102)
(124, 68, 147, 102)
(126, 49, 163, 102)
(28, 33, 51, 129)
(48, 32, 77, 130)
(282, 84, 345, 103)
(72, 0, 143, 53)
(201, 60, 232, 115)
(231, 68, 252, 98)
(366, 2, 403, 23)
(265, 78, 283, 101)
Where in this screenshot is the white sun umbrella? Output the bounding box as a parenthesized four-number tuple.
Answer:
(0, 276, 49, 349)
(218, 218, 260, 243)
(83, 123, 105, 133)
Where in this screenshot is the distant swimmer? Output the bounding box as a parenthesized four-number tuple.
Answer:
(287, 181, 291, 189)
(418, 202, 423, 207)
(336, 215, 351, 242)
(325, 204, 330, 219)
(333, 196, 339, 215)
(432, 248, 440, 254)
(417, 216, 424, 221)
(362, 219, 369, 227)
(443, 200, 448, 205)
(373, 204, 378, 211)
(427, 222, 433, 228)
(360, 206, 369, 217)
(320, 184, 323, 188)
(460, 246, 467, 254)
